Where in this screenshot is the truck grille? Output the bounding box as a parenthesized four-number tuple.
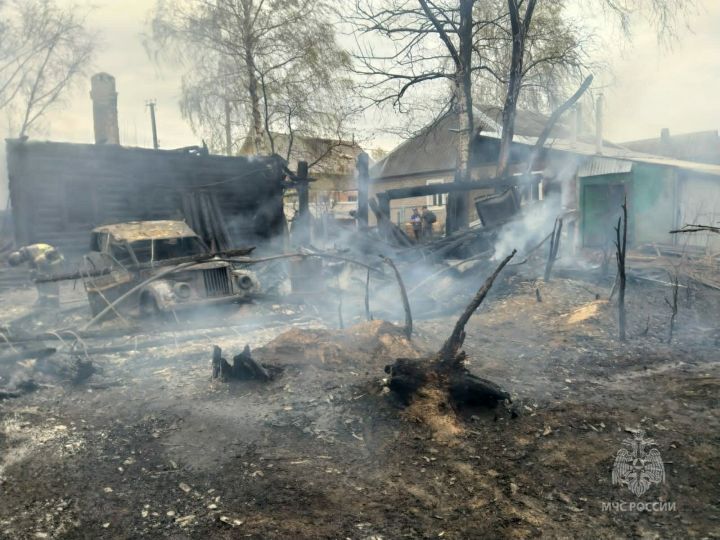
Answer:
(203, 268, 230, 297)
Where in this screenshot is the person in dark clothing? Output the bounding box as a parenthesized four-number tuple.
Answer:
(410, 207, 422, 241)
(421, 206, 437, 239)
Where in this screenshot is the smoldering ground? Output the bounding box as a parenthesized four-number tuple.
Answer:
(1, 190, 720, 539)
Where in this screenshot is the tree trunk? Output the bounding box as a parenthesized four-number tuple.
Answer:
(497, 41, 523, 176)
(497, 0, 537, 179)
(242, 3, 264, 154)
(446, 0, 475, 234)
(246, 59, 264, 153)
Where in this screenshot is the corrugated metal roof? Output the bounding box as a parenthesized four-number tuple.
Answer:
(370, 105, 572, 180)
(371, 107, 720, 180)
(577, 156, 633, 177)
(506, 135, 720, 178)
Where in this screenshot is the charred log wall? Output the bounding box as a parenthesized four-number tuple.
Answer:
(6, 140, 285, 259)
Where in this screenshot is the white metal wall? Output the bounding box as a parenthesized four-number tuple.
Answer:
(678, 174, 720, 253)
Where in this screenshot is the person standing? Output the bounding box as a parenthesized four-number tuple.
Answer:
(410, 207, 422, 241)
(7, 243, 64, 308)
(421, 205, 437, 239)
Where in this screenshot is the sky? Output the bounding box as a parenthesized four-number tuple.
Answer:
(1, 0, 719, 204)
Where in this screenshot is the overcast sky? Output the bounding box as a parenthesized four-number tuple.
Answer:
(1, 0, 719, 202)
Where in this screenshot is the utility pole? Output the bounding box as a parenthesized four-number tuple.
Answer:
(146, 99, 159, 150)
(224, 98, 232, 156)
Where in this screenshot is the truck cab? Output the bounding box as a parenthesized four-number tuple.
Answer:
(84, 220, 258, 317)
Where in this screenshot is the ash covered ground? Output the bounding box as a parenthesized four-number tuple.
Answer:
(0, 265, 718, 539)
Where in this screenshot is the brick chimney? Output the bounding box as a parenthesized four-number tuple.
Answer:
(90, 73, 119, 144)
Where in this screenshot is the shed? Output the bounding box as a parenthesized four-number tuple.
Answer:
(5, 140, 286, 259)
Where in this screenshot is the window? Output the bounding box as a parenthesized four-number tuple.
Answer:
(153, 237, 207, 260)
(110, 242, 135, 266)
(426, 179, 447, 207)
(129, 240, 152, 263)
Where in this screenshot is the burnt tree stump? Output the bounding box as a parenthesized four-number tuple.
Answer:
(384, 250, 516, 417)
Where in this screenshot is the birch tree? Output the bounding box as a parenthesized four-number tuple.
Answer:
(147, 0, 354, 156)
(0, 0, 95, 137)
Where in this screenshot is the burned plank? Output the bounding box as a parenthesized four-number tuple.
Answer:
(212, 345, 277, 382)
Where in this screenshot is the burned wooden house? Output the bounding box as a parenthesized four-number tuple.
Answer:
(5, 139, 285, 260)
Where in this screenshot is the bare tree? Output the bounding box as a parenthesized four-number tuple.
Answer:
(0, 0, 95, 137)
(147, 0, 356, 157)
(495, 0, 537, 178)
(495, 0, 695, 177)
(351, 0, 591, 230)
(352, 0, 694, 200)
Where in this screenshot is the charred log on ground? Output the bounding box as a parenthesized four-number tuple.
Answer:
(212, 345, 280, 382)
(384, 250, 516, 423)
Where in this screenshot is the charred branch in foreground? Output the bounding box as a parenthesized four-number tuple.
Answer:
(439, 249, 517, 364)
(614, 198, 628, 341)
(523, 75, 594, 176)
(670, 224, 720, 235)
(665, 273, 679, 344)
(385, 353, 510, 409)
(544, 218, 563, 282)
(380, 255, 412, 339)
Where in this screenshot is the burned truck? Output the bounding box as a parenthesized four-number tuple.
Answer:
(82, 220, 259, 317)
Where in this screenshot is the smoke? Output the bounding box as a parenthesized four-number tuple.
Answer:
(491, 192, 562, 261)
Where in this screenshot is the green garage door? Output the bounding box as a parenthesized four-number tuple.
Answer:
(581, 176, 629, 248)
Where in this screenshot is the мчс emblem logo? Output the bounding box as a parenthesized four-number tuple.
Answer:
(612, 430, 665, 497)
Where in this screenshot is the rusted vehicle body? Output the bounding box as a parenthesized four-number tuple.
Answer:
(83, 220, 258, 317)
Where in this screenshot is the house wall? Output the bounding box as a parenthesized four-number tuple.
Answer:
(631, 163, 676, 245)
(677, 172, 720, 252)
(579, 164, 678, 248)
(6, 140, 285, 259)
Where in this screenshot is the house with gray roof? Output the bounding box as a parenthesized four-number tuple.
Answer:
(370, 106, 720, 251)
